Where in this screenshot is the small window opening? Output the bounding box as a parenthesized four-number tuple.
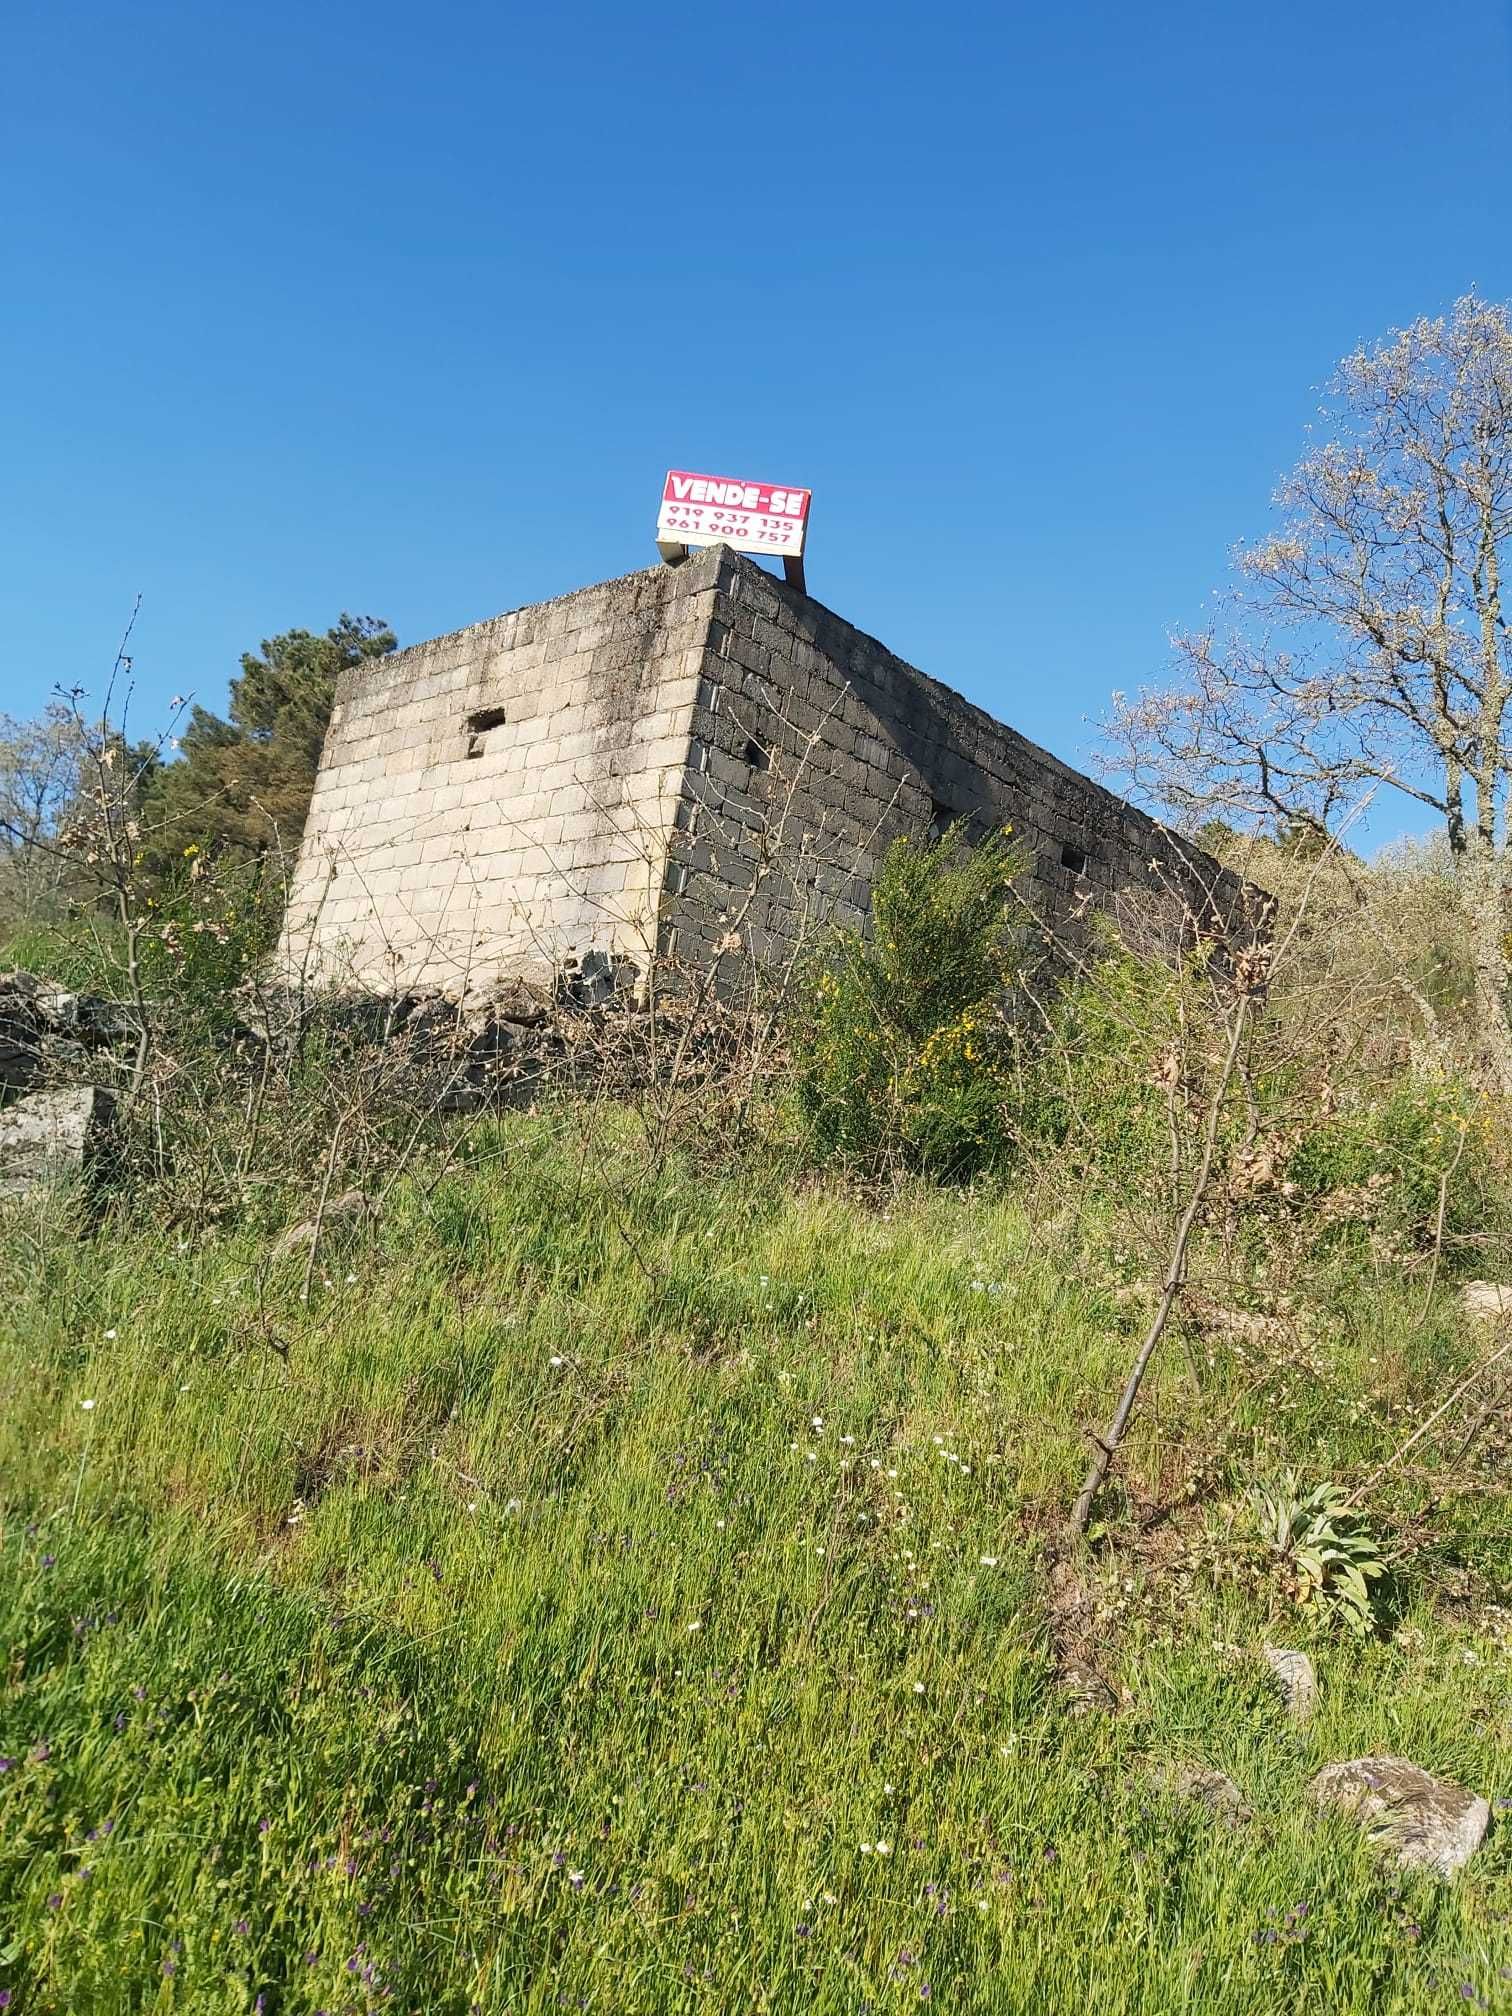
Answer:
(1060, 841, 1088, 875)
(929, 798, 963, 842)
(465, 705, 507, 757)
(742, 735, 770, 773)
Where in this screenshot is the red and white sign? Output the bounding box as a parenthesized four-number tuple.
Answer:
(656, 469, 811, 561)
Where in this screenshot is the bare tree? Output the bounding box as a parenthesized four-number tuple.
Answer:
(0, 703, 86, 922)
(1107, 293, 1512, 1088)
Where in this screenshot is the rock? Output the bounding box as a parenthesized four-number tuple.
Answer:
(1154, 1763, 1251, 1825)
(1309, 1757, 1490, 1877)
(0, 1032, 38, 1096)
(1055, 1657, 1118, 1715)
(0, 971, 138, 1100)
(555, 949, 636, 1008)
(0, 1085, 115, 1200)
(36, 990, 138, 1042)
(1460, 1281, 1512, 1325)
(271, 1188, 372, 1261)
(0, 970, 46, 1094)
(475, 978, 552, 1029)
(1261, 1645, 1317, 1724)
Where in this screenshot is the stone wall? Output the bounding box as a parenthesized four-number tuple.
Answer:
(282, 543, 1241, 999)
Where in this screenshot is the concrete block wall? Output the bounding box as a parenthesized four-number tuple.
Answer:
(279, 553, 723, 995)
(661, 550, 1243, 978)
(281, 543, 1240, 999)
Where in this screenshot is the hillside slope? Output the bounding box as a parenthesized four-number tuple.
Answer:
(1, 1115, 1508, 2013)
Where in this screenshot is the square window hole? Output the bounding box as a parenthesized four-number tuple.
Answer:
(1060, 841, 1088, 875)
(742, 735, 770, 772)
(465, 705, 507, 757)
(929, 798, 964, 842)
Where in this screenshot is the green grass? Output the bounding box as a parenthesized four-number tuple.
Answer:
(1, 1111, 1509, 2013)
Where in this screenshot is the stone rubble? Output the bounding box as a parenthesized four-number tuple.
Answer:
(0, 1084, 116, 1201)
(0, 968, 134, 1099)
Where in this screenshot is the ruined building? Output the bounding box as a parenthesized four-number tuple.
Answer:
(279, 545, 1233, 1000)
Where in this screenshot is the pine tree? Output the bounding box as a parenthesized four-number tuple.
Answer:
(145, 614, 395, 869)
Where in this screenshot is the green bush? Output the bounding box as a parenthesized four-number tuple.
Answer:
(1, 854, 280, 1038)
(1006, 947, 1190, 1185)
(134, 850, 283, 1032)
(1283, 1077, 1495, 1253)
(792, 824, 1026, 1180)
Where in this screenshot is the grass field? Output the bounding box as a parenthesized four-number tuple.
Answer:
(1, 1110, 1509, 2013)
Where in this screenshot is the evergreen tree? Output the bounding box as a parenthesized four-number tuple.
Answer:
(146, 614, 396, 868)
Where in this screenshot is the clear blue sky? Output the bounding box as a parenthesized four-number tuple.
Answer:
(4, 0, 1509, 785)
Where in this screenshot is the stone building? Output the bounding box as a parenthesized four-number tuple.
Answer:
(279, 544, 1236, 1000)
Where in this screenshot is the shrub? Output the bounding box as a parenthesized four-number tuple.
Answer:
(792, 824, 1027, 1180)
(134, 849, 283, 1033)
(1006, 945, 1192, 1186)
(1282, 1078, 1496, 1256)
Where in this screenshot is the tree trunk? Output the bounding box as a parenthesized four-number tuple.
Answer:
(1458, 838, 1512, 1093)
